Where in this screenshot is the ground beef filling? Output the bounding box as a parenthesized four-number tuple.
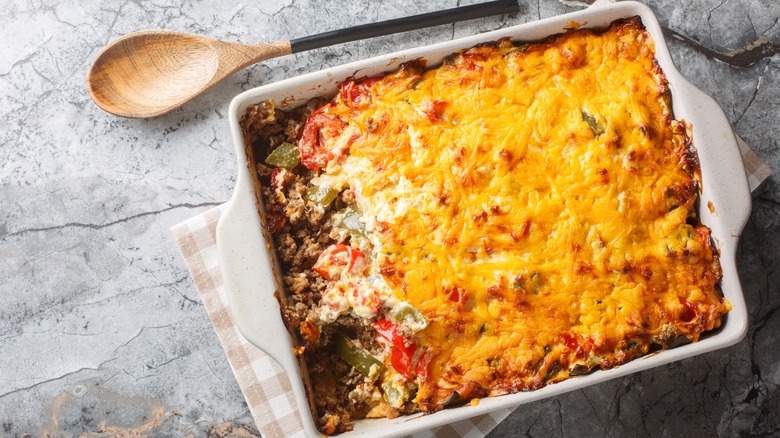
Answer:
(241, 99, 389, 434)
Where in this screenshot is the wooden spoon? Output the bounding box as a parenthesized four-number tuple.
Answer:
(86, 0, 519, 118)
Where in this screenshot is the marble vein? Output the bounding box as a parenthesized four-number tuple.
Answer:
(2, 201, 223, 239)
(663, 26, 780, 68)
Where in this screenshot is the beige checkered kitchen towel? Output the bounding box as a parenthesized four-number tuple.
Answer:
(738, 136, 772, 193)
(172, 206, 512, 438)
(171, 133, 769, 438)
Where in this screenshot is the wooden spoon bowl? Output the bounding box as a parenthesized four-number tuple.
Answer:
(87, 31, 290, 118)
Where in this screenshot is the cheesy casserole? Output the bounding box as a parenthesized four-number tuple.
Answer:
(241, 17, 730, 434)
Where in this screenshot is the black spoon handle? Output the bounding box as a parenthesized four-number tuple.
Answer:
(289, 0, 520, 53)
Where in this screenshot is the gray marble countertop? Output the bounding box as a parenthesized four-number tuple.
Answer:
(1, 0, 778, 436)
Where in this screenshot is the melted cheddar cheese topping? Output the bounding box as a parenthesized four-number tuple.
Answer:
(307, 18, 729, 412)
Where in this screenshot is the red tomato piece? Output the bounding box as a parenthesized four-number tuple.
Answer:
(299, 108, 345, 172)
(561, 333, 580, 352)
(374, 319, 418, 378)
(312, 244, 366, 280)
(680, 299, 697, 322)
(390, 346, 414, 378)
(414, 348, 432, 382)
(420, 99, 446, 122)
(269, 168, 288, 193)
(266, 203, 286, 233)
(339, 77, 381, 108)
(560, 333, 592, 359)
(373, 319, 405, 348)
(447, 286, 467, 304)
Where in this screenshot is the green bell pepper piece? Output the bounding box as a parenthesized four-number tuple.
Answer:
(389, 303, 428, 332)
(335, 333, 383, 379)
(304, 184, 339, 206)
(382, 382, 410, 408)
(265, 142, 300, 169)
(581, 108, 605, 137)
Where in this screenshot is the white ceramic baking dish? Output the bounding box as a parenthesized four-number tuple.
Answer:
(217, 2, 751, 436)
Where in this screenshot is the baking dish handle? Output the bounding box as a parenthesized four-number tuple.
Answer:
(669, 77, 752, 346)
(216, 177, 322, 437)
(217, 191, 294, 359)
(671, 77, 752, 239)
